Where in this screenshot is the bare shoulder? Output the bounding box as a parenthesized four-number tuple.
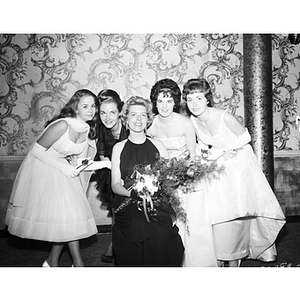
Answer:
(223, 109, 241, 124)
(115, 139, 127, 147)
(149, 137, 164, 148)
(37, 119, 68, 147)
(47, 119, 69, 134)
(211, 107, 225, 117)
(175, 112, 192, 124)
(222, 109, 245, 133)
(113, 139, 127, 153)
(174, 112, 194, 130)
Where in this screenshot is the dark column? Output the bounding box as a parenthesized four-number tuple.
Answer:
(243, 34, 274, 189)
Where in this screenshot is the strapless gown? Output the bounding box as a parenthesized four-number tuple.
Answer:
(159, 136, 218, 266)
(112, 138, 184, 266)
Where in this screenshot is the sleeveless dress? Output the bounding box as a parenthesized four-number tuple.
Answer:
(191, 111, 286, 261)
(159, 136, 218, 266)
(112, 138, 184, 266)
(93, 124, 128, 209)
(158, 136, 187, 158)
(5, 118, 98, 242)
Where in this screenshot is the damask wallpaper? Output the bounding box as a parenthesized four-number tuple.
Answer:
(273, 34, 300, 150)
(0, 33, 300, 156)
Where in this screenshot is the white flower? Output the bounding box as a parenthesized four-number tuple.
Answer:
(135, 174, 158, 195)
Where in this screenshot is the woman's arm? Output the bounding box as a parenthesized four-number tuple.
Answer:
(100, 155, 110, 161)
(223, 112, 251, 149)
(183, 117, 197, 158)
(223, 112, 246, 136)
(111, 141, 131, 197)
(37, 120, 68, 148)
(150, 138, 169, 159)
(32, 120, 79, 177)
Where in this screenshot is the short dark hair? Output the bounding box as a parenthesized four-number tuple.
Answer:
(182, 78, 213, 107)
(97, 89, 123, 112)
(150, 78, 181, 114)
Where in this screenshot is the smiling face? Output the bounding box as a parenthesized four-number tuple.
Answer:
(127, 105, 148, 133)
(76, 95, 96, 122)
(156, 92, 175, 118)
(99, 101, 120, 129)
(186, 92, 208, 117)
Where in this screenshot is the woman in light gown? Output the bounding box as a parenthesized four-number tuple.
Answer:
(5, 89, 99, 267)
(182, 78, 286, 267)
(147, 78, 196, 158)
(147, 78, 219, 266)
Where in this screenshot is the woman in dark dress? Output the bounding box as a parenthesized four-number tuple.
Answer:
(94, 89, 128, 263)
(111, 96, 184, 266)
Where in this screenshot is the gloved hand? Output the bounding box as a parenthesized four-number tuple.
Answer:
(206, 147, 225, 160)
(31, 142, 79, 178)
(206, 129, 251, 161)
(226, 128, 251, 150)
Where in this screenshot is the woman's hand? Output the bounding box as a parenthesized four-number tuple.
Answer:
(100, 155, 110, 161)
(62, 165, 80, 177)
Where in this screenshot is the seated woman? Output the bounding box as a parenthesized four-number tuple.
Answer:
(111, 96, 184, 266)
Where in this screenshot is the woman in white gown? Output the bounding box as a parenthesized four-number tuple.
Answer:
(182, 78, 286, 267)
(147, 78, 219, 266)
(5, 89, 98, 267)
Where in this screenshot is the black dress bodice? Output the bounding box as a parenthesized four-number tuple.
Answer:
(95, 123, 128, 160)
(93, 123, 128, 207)
(120, 138, 159, 184)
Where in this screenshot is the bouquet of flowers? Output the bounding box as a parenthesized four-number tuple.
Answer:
(115, 150, 225, 225)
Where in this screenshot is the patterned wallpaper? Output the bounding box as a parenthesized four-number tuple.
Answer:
(0, 33, 299, 156)
(273, 34, 300, 150)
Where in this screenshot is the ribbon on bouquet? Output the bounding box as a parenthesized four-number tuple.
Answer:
(138, 193, 154, 223)
(115, 166, 158, 222)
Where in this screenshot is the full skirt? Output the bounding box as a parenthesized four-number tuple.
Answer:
(5, 154, 97, 242)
